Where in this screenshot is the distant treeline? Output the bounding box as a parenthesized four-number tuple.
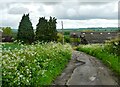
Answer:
(12, 27, 119, 33)
(57, 27, 119, 32)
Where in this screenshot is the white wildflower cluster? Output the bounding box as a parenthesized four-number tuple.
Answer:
(2, 42, 72, 86)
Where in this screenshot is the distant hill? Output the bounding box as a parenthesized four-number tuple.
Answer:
(12, 29, 18, 33)
(12, 27, 119, 33)
(57, 27, 119, 32)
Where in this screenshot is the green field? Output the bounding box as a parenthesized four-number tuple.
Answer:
(2, 43, 22, 50)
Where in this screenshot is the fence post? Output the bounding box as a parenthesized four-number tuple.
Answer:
(61, 21, 64, 44)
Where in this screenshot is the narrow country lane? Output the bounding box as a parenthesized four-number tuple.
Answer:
(53, 51, 119, 85)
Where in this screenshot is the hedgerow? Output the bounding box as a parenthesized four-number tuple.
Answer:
(2, 42, 72, 86)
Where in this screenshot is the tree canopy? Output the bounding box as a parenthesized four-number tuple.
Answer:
(2, 27, 12, 36)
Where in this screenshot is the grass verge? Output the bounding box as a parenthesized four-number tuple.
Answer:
(76, 44, 120, 76)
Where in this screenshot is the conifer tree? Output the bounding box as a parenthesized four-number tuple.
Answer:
(48, 16, 57, 41)
(17, 14, 34, 44)
(35, 16, 57, 42)
(35, 17, 48, 41)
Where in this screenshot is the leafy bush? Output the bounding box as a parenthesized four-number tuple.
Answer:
(57, 33, 63, 43)
(64, 35, 70, 43)
(57, 33, 70, 43)
(105, 36, 120, 56)
(2, 27, 12, 36)
(2, 27, 14, 42)
(64, 32, 70, 35)
(70, 38, 80, 46)
(2, 42, 72, 86)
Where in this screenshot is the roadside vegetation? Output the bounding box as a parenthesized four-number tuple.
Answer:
(2, 42, 22, 50)
(76, 36, 120, 76)
(1, 14, 72, 86)
(2, 42, 72, 86)
(1, 13, 119, 86)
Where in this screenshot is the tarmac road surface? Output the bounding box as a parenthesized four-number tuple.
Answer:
(53, 51, 119, 85)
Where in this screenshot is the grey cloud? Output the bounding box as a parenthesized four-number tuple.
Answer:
(0, 0, 119, 3)
(56, 13, 117, 20)
(1, 15, 21, 28)
(41, 2, 62, 5)
(37, 5, 47, 15)
(8, 7, 29, 14)
(41, 1, 117, 20)
(7, 1, 118, 20)
(77, 0, 119, 2)
(0, 0, 62, 3)
(0, 0, 118, 29)
(0, 3, 10, 10)
(1, 20, 17, 28)
(79, 2, 110, 5)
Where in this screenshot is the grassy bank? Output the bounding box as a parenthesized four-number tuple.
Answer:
(2, 42, 72, 86)
(76, 44, 120, 76)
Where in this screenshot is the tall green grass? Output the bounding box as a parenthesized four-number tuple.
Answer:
(76, 44, 120, 76)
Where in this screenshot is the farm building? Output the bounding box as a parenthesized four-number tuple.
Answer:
(70, 31, 118, 44)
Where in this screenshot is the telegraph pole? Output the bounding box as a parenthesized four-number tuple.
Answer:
(61, 21, 64, 44)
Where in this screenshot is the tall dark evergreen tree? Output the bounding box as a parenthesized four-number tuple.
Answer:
(17, 14, 34, 44)
(35, 16, 57, 42)
(35, 17, 48, 41)
(48, 16, 57, 41)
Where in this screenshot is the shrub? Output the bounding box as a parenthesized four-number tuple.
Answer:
(2, 27, 13, 42)
(70, 38, 80, 46)
(105, 35, 120, 56)
(57, 33, 63, 43)
(64, 32, 70, 35)
(64, 35, 70, 43)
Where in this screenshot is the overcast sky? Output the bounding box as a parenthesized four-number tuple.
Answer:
(0, 0, 119, 29)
